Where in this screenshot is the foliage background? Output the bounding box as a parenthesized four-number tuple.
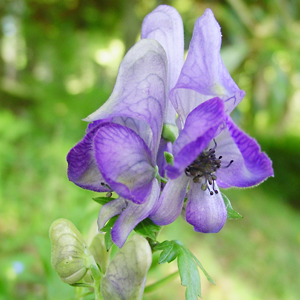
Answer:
(0, 0, 299, 299)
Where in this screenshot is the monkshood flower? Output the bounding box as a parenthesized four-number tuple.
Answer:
(141, 6, 273, 232)
(67, 38, 168, 247)
(150, 97, 273, 233)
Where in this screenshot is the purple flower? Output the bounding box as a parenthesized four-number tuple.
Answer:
(150, 97, 273, 233)
(142, 6, 245, 130)
(142, 6, 273, 233)
(67, 38, 168, 246)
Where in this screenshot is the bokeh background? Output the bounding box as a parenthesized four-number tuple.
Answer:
(1, 0, 300, 299)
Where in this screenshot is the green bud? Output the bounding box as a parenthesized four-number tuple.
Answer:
(101, 235, 152, 300)
(49, 218, 96, 285)
(164, 151, 174, 166)
(162, 124, 178, 143)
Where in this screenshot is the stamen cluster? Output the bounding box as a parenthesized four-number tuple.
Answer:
(185, 142, 223, 195)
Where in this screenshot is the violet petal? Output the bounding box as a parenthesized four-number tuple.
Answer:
(170, 8, 245, 126)
(150, 173, 189, 225)
(186, 181, 227, 233)
(215, 116, 274, 188)
(94, 123, 155, 204)
(98, 198, 127, 230)
(142, 4, 184, 125)
(166, 97, 225, 179)
(67, 123, 110, 192)
(84, 39, 168, 161)
(111, 178, 160, 248)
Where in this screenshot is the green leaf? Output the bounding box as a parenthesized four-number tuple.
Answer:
(178, 249, 201, 300)
(92, 196, 116, 205)
(70, 282, 93, 288)
(154, 240, 215, 300)
(101, 216, 118, 251)
(154, 240, 179, 263)
(189, 253, 215, 284)
(134, 218, 161, 241)
(222, 193, 243, 219)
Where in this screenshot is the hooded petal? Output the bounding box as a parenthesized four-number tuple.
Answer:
(142, 4, 184, 125)
(94, 123, 155, 204)
(166, 97, 225, 179)
(111, 178, 160, 248)
(150, 173, 189, 225)
(215, 116, 274, 188)
(84, 39, 168, 161)
(101, 235, 152, 300)
(170, 9, 245, 126)
(186, 181, 227, 233)
(67, 123, 110, 192)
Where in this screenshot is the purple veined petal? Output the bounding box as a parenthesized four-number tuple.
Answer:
(142, 5, 184, 125)
(84, 39, 168, 162)
(214, 116, 274, 188)
(94, 123, 155, 204)
(150, 173, 189, 225)
(67, 123, 111, 192)
(186, 181, 227, 233)
(98, 198, 128, 230)
(111, 178, 160, 248)
(166, 98, 225, 179)
(170, 8, 245, 126)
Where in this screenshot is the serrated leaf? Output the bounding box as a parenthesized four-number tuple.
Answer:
(104, 232, 113, 252)
(92, 196, 116, 205)
(154, 240, 215, 300)
(100, 216, 118, 251)
(190, 253, 215, 284)
(222, 193, 243, 219)
(178, 249, 201, 300)
(154, 241, 179, 264)
(134, 218, 161, 241)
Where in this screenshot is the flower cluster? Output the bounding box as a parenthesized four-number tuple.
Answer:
(67, 5, 273, 248)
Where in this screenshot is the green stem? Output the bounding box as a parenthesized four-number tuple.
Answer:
(159, 176, 168, 184)
(90, 264, 104, 300)
(144, 271, 179, 293)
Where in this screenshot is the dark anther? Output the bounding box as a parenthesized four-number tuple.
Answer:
(106, 192, 113, 198)
(223, 160, 234, 168)
(101, 182, 112, 191)
(184, 140, 233, 196)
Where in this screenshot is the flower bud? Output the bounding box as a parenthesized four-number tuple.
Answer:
(49, 218, 96, 284)
(162, 124, 179, 143)
(101, 235, 152, 300)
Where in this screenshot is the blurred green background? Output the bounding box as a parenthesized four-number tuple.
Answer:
(0, 0, 299, 299)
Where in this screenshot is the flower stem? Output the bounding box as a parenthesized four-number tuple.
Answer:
(144, 271, 179, 293)
(90, 264, 104, 300)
